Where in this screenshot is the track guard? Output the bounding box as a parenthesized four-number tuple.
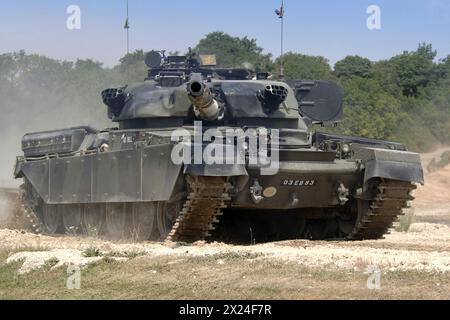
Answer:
(184, 163, 248, 177)
(355, 148, 424, 187)
(17, 144, 183, 204)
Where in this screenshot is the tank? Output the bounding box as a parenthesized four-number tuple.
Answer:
(13, 49, 424, 242)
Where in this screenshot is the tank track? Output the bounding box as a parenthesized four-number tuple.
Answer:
(14, 185, 42, 233)
(13, 178, 415, 242)
(347, 179, 416, 240)
(166, 176, 230, 242)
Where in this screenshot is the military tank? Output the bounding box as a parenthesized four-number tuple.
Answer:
(13, 49, 424, 242)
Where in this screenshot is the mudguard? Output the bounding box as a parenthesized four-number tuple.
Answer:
(184, 163, 248, 177)
(355, 147, 424, 186)
(15, 144, 182, 204)
(182, 143, 248, 177)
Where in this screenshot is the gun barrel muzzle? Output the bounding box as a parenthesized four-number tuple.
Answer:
(187, 73, 220, 121)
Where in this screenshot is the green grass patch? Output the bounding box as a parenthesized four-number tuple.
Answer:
(82, 246, 102, 258)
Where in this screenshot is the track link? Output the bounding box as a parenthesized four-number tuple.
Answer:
(15, 184, 42, 233)
(166, 176, 230, 242)
(348, 180, 416, 240)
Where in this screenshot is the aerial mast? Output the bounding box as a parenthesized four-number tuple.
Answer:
(124, 0, 130, 54)
(275, 0, 285, 79)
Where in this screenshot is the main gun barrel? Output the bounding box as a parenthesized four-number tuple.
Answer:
(187, 73, 220, 121)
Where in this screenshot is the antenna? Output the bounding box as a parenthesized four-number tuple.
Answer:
(275, 0, 285, 79)
(124, 0, 130, 54)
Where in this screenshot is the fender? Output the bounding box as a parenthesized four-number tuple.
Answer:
(184, 163, 248, 177)
(355, 147, 424, 186)
(182, 142, 249, 177)
(16, 144, 182, 204)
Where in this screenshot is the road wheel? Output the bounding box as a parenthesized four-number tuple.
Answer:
(105, 203, 130, 239)
(156, 201, 181, 240)
(42, 204, 62, 234)
(338, 218, 356, 237)
(82, 204, 105, 237)
(131, 203, 157, 241)
(62, 205, 83, 235)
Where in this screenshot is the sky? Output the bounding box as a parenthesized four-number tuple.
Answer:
(0, 0, 449, 67)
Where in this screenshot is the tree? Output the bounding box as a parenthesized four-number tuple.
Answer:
(0, 53, 16, 82)
(341, 78, 403, 139)
(75, 59, 103, 71)
(194, 32, 272, 70)
(274, 52, 332, 80)
(334, 55, 372, 79)
(388, 43, 437, 97)
(371, 60, 403, 97)
(435, 55, 450, 79)
(444, 55, 450, 70)
(116, 50, 147, 83)
(119, 50, 145, 66)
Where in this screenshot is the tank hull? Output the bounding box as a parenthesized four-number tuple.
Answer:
(12, 60, 424, 242)
(14, 126, 423, 242)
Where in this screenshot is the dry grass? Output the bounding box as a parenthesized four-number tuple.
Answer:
(82, 246, 103, 258)
(0, 250, 449, 300)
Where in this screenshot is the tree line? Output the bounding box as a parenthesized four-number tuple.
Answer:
(1, 31, 449, 152)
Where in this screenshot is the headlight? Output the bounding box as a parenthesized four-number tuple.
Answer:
(342, 144, 350, 154)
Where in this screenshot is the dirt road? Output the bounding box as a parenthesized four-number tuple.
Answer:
(0, 148, 449, 299)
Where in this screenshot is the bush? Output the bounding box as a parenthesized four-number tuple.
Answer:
(82, 246, 102, 258)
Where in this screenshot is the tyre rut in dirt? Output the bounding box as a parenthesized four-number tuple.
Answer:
(347, 179, 416, 240)
(166, 176, 230, 242)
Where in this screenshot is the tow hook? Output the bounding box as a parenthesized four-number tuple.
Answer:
(290, 193, 300, 207)
(337, 183, 349, 205)
(250, 180, 264, 204)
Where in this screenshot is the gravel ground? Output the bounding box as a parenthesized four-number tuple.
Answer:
(1, 148, 449, 276)
(1, 221, 449, 274)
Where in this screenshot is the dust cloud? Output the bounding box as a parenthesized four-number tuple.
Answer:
(0, 192, 13, 227)
(0, 53, 114, 188)
(0, 107, 109, 188)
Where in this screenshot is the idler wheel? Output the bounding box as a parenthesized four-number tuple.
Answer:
(337, 200, 361, 238)
(42, 204, 62, 234)
(62, 204, 83, 235)
(82, 204, 105, 237)
(156, 201, 181, 240)
(131, 203, 157, 241)
(105, 203, 131, 239)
